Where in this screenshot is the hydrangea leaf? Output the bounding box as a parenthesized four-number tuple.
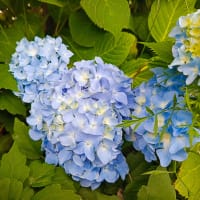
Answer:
(32, 184, 80, 200)
(124, 152, 154, 200)
(175, 146, 200, 199)
(0, 90, 26, 116)
(78, 188, 118, 200)
(95, 32, 137, 65)
(0, 64, 17, 90)
(13, 118, 42, 159)
(29, 160, 55, 187)
(52, 167, 75, 190)
(0, 143, 30, 182)
(21, 187, 35, 200)
(137, 167, 176, 200)
(69, 10, 105, 47)
(0, 178, 23, 200)
(142, 41, 174, 63)
(80, 0, 130, 37)
(128, 14, 149, 41)
(148, 0, 196, 42)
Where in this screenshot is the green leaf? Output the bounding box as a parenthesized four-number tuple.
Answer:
(63, 34, 96, 63)
(0, 64, 17, 90)
(137, 186, 148, 200)
(148, 0, 196, 42)
(137, 167, 176, 200)
(142, 41, 174, 63)
(29, 160, 55, 187)
(78, 188, 118, 200)
(0, 178, 23, 200)
(124, 152, 154, 200)
(120, 58, 153, 87)
(0, 90, 26, 116)
(21, 187, 34, 200)
(95, 32, 137, 65)
(0, 143, 29, 182)
(175, 148, 200, 199)
(120, 58, 149, 76)
(129, 14, 149, 41)
(69, 10, 105, 47)
(37, 0, 66, 7)
(81, 0, 130, 37)
(52, 167, 75, 190)
(13, 118, 42, 159)
(32, 184, 80, 200)
(0, 22, 24, 63)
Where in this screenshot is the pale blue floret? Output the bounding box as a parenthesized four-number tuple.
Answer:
(9, 35, 73, 103)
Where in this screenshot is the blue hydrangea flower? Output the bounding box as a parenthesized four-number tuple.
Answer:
(126, 67, 200, 167)
(169, 9, 200, 85)
(26, 57, 133, 189)
(9, 35, 73, 103)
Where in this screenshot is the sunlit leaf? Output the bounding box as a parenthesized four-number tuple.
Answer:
(0, 143, 29, 182)
(148, 0, 196, 41)
(13, 118, 42, 159)
(32, 184, 80, 200)
(0, 178, 23, 200)
(81, 0, 130, 37)
(0, 64, 17, 90)
(0, 90, 26, 116)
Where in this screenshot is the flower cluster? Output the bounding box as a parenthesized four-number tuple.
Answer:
(28, 57, 134, 189)
(10, 37, 134, 190)
(169, 9, 200, 85)
(125, 67, 200, 167)
(9, 35, 73, 103)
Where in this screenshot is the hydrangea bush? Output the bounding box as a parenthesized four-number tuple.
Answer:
(1, 0, 200, 200)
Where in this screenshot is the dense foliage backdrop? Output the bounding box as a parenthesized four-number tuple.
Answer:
(1, 0, 200, 199)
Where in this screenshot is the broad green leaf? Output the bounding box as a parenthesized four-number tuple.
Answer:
(81, 0, 130, 37)
(32, 184, 80, 200)
(0, 178, 23, 200)
(0, 14, 44, 63)
(120, 58, 153, 87)
(37, 0, 66, 7)
(63, 34, 96, 63)
(69, 10, 105, 47)
(29, 160, 55, 187)
(0, 22, 24, 63)
(148, 0, 196, 42)
(124, 152, 154, 200)
(21, 187, 35, 200)
(0, 143, 29, 182)
(137, 167, 176, 200)
(142, 40, 174, 63)
(120, 58, 149, 76)
(137, 186, 148, 200)
(175, 147, 200, 199)
(129, 14, 149, 41)
(52, 167, 75, 190)
(13, 118, 42, 159)
(78, 188, 118, 200)
(95, 32, 137, 66)
(0, 64, 17, 90)
(0, 90, 26, 116)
